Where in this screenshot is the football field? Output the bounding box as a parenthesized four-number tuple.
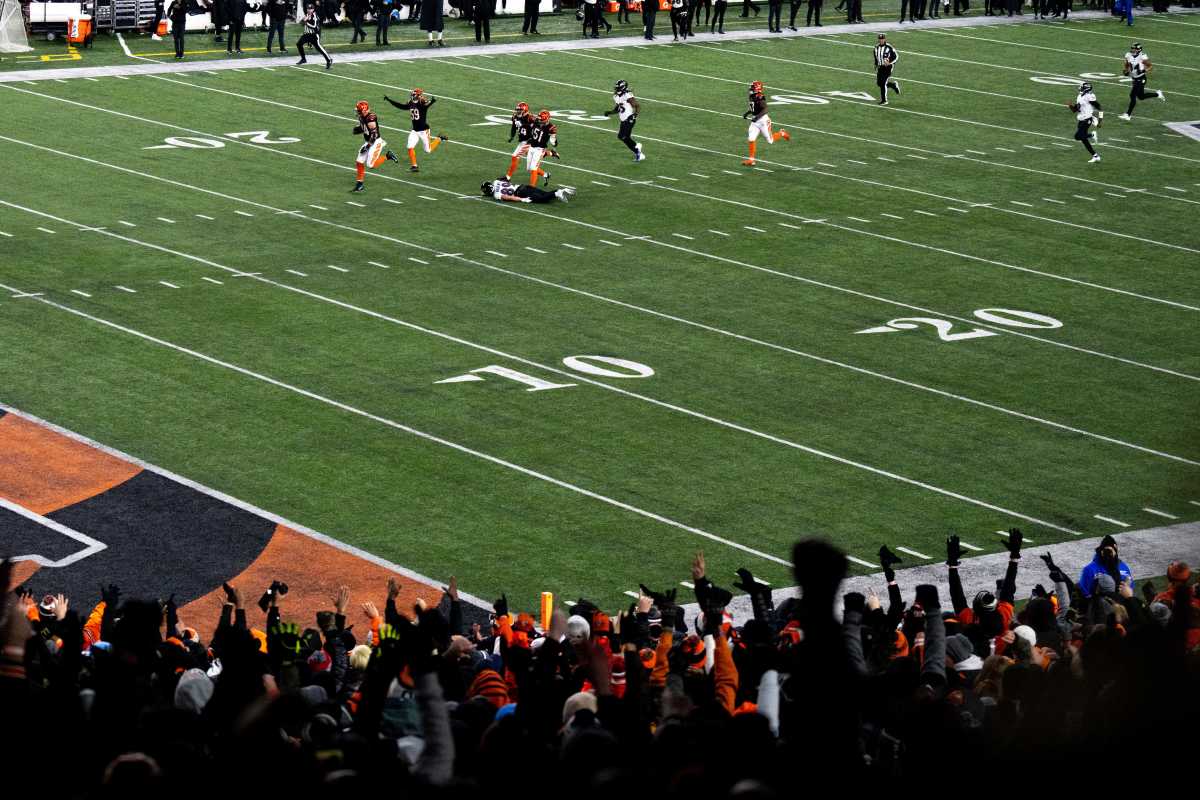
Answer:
(1, 12, 1198, 613)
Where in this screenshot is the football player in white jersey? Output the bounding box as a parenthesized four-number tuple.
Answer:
(603, 80, 645, 162)
(1068, 82, 1103, 164)
(482, 178, 576, 204)
(1119, 43, 1165, 121)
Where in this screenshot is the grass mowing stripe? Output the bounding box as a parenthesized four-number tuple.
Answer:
(0, 201, 1093, 536)
(6, 93, 1193, 383)
(0, 286, 793, 568)
(411, 51, 1200, 207)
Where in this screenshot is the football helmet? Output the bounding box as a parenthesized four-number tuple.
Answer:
(538, 109, 551, 122)
(1078, 82, 1092, 94)
(411, 88, 425, 102)
(355, 100, 370, 116)
(1131, 41, 1142, 54)
(481, 181, 494, 196)
(614, 79, 629, 94)
(750, 80, 764, 94)
(515, 101, 529, 114)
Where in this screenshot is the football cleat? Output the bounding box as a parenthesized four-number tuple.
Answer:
(889, 81, 900, 95)
(779, 130, 791, 141)
(385, 150, 398, 162)
(742, 159, 755, 166)
(1118, 113, 1131, 121)
(352, 182, 365, 192)
(541, 170, 551, 186)
(555, 188, 569, 203)
(1089, 153, 1101, 163)
(438, 134, 449, 142)
(410, 164, 420, 172)
(1158, 90, 1166, 102)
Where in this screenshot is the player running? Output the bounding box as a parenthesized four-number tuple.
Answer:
(351, 100, 399, 193)
(742, 81, 789, 167)
(505, 102, 536, 180)
(481, 178, 576, 204)
(384, 89, 448, 173)
(1068, 82, 1103, 164)
(1119, 42, 1165, 121)
(526, 109, 559, 187)
(604, 79, 645, 162)
(295, 4, 332, 69)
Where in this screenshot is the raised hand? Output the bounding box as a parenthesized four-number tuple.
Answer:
(946, 535, 962, 567)
(691, 550, 706, 582)
(387, 577, 401, 600)
(442, 576, 458, 602)
(361, 601, 380, 620)
(334, 585, 350, 615)
(1003, 528, 1023, 558)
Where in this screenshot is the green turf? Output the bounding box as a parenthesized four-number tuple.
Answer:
(1, 14, 1197, 612)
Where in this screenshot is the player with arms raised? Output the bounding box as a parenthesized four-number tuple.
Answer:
(1068, 82, 1103, 164)
(351, 100, 399, 193)
(742, 81, 789, 167)
(384, 89, 448, 173)
(526, 109, 559, 187)
(505, 102, 536, 180)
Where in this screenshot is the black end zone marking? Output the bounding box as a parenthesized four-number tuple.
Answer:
(0, 506, 83, 564)
(30, 471, 275, 606)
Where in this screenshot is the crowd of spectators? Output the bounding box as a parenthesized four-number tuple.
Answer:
(2, 530, 1198, 796)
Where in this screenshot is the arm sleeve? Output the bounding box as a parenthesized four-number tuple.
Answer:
(921, 605, 946, 686)
(999, 559, 1018, 605)
(841, 610, 870, 678)
(384, 96, 406, 110)
(448, 600, 463, 637)
(948, 566, 968, 614)
(756, 669, 780, 736)
(887, 579, 903, 616)
(711, 633, 739, 715)
(650, 630, 673, 688)
(82, 601, 105, 648)
(412, 672, 455, 784)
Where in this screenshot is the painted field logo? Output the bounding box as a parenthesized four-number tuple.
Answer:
(1164, 121, 1200, 144)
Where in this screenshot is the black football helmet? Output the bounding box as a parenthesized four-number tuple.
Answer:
(1078, 82, 1092, 94)
(481, 181, 494, 196)
(614, 79, 629, 94)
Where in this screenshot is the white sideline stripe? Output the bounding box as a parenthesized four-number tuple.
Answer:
(912, 209, 937, 216)
(0, 309, 792, 569)
(0, 403, 493, 608)
(158, 281, 180, 288)
(1094, 515, 1130, 528)
(0, 496, 108, 568)
(195, 214, 215, 220)
(562, 243, 585, 250)
(285, 269, 307, 276)
(7, 114, 1197, 386)
(368, 261, 390, 268)
(485, 249, 507, 258)
(895, 546, 932, 560)
(70, 290, 91, 297)
(708, 229, 729, 236)
(1143, 507, 1179, 520)
(201, 276, 223, 284)
(0, 203, 1098, 538)
(525, 246, 548, 253)
(115, 285, 136, 293)
(326, 264, 349, 272)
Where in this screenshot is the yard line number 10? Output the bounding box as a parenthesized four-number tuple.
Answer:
(855, 308, 1062, 342)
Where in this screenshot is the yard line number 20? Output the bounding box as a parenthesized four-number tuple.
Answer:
(856, 308, 1062, 342)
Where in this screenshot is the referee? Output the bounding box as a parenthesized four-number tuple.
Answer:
(296, 3, 332, 68)
(873, 33, 901, 105)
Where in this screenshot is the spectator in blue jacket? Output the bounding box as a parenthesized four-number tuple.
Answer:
(1079, 534, 1133, 597)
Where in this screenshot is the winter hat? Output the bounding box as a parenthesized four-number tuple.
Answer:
(1013, 625, 1037, 648)
(973, 591, 997, 612)
(1167, 561, 1191, 583)
(1093, 573, 1117, 596)
(348, 644, 372, 671)
(298, 685, 328, 707)
(494, 702, 517, 722)
(1098, 535, 1119, 552)
(565, 615, 590, 646)
(307, 649, 332, 672)
(561, 691, 598, 725)
(1148, 602, 1171, 627)
(945, 634, 974, 666)
(467, 668, 509, 708)
(174, 668, 214, 714)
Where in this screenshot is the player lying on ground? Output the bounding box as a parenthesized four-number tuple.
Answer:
(351, 100, 399, 192)
(482, 179, 576, 203)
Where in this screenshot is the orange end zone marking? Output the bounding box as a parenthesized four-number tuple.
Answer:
(0, 414, 141, 515)
(178, 524, 445, 640)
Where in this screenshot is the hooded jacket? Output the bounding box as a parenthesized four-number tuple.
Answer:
(1078, 552, 1132, 598)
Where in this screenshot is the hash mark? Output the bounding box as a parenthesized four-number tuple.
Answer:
(997, 530, 1035, 542)
(409, 257, 430, 264)
(1143, 507, 1178, 520)
(117, 220, 136, 227)
(157, 217, 175, 224)
(845, 159, 868, 165)
(754, 167, 774, 173)
(1071, 194, 1095, 202)
(309, 204, 328, 210)
(880, 212, 904, 219)
(816, 162, 837, 167)
(1163, 186, 1187, 193)
(561, 243, 585, 250)
(877, 156, 897, 162)
(234, 210, 254, 217)
(383, 198, 403, 204)
(326, 264, 349, 272)
(158, 281, 180, 289)
(71, 290, 92, 298)
(346, 201, 366, 207)
(417, 195, 437, 201)
(591, 180, 611, 187)
(286, 269, 307, 276)
(1023, 145, 1044, 150)
(485, 250, 507, 258)
(690, 173, 710, 178)
(656, 175, 678, 181)
(906, 154, 927, 160)
(777, 222, 802, 230)
(201, 277, 223, 285)
(994, 146, 1016, 152)
(195, 214, 215, 220)
(672, 233, 695, 240)
(946, 207, 968, 213)
(846, 216, 871, 223)
(708, 229, 729, 236)
(912, 209, 938, 217)
(721, 169, 742, 175)
(960, 541, 984, 552)
(1042, 198, 1065, 204)
(599, 239, 622, 247)
(1094, 514, 1130, 528)
(965, 149, 988, 155)
(368, 261, 391, 269)
(525, 246, 548, 253)
(743, 225, 766, 232)
(895, 546, 931, 560)
(1010, 201, 1034, 207)
(36, 227, 55, 234)
(115, 285, 137, 293)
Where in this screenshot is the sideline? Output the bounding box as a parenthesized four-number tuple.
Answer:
(3, 8, 1194, 83)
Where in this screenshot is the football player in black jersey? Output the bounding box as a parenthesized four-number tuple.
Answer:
(506, 102, 536, 179)
(526, 109, 559, 187)
(742, 81, 790, 166)
(384, 89, 448, 172)
(352, 101, 399, 192)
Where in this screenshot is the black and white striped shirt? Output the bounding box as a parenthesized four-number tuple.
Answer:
(874, 43, 898, 68)
(303, 9, 321, 35)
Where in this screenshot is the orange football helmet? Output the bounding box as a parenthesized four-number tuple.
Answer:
(355, 100, 370, 116)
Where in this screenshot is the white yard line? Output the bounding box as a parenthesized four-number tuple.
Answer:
(0, 205, 1095, 537)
